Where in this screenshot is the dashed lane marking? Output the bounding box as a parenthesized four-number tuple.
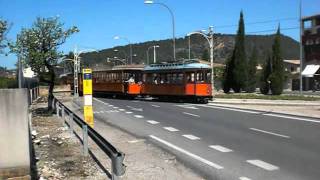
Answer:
(175, 104, 199, 109)
(197, 104, 259, 114)
(163, 127, 179, 132)
(239, 177, 251, 180)
(246, 159, 279, 171)
(209, 145, 233, 152)
(183, 112, 200, 117)
(151, 104, 160, 108)
(125, 111, 133, 114)
(118, 109, 125, 111)
(147, 120, 159, 124)
(149, 135, 224, 169)
(182, 134, 200, 140)
(113, 107, 119, 109)
(134, 115, 144, 118)
(264, 113, 320, 124)
(250, 128, 290, 139)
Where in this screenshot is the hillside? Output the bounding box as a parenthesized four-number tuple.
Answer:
(80, 33, 299, 67)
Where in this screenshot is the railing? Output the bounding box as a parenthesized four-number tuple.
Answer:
(52, 96, 126, 179)
(28, 87, 40, 104)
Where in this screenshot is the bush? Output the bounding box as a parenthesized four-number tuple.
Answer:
(269, 73, 284, 95)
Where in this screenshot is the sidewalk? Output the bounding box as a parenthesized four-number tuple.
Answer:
(55, 94, 203, 180)
(210, 98, 320, 118)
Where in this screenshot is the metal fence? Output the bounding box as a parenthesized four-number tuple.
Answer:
(52, 96, 126, 179)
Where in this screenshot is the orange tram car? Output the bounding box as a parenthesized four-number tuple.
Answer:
(78, 60, 213, 103)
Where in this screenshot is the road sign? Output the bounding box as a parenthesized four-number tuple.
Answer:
(82, 69, 94, 128)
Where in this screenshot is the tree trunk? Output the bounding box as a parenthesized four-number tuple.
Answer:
(47, 81, 54, 111)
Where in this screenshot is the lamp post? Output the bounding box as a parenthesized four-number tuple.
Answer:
(146, 45, 160, 64)
(114, 49, 128, 65)
(187, 26, 215, 97)
(114, 36, 133, 64)
(73, 46, 98, 98)
(144, 0, 176, 61)
(299, 0, 303, 93)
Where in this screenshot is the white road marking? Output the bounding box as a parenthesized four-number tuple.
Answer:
(99, 111, 104, 113)
(183, 112, 200, 117)
(209, 145, 233, 152)
(264, 113, 320, 124)
(133, 100, 139, 103)
(246, 160, 279, 171)
(176, 104, 199, 109)
(118, 109, 125, 111)
(198, 104, 259, 114)
(93, 98, 105, 104)
(134, 115, 144, 118)
(149, 135, 224, 169)
(147, 120, 159, 124)
(239, 177, 251, 180)
(113, 107, 119, 109)
(109, 105, 113, 107)
(127, 105, 143, 111)
(163, 127, 179, 132)
(151, 104, 160, 108)
(125, 111, 133, 114)
(250, 128, 290, 139)
(182, 134, 200, 140)
(128, 139, 144, 143)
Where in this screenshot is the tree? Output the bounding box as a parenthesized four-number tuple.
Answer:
(269, 26, 284, 95)
(260, 54, 272, 94)
(246, 47, 258, 92)
(0, 19, 9, 54)
(11, 17, 78, 111)
(222, 11, 247, 93)
(201, 49, 209, 61)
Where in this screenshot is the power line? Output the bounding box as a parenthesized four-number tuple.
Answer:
(247, 26, 299, 34)
(214, 17, 298, 29)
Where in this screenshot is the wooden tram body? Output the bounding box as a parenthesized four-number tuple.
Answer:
(78, 67, 143, 97)
(141, 61, 213, 103)
(75, 61, 212, 103)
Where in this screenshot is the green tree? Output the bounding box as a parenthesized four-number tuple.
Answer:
(222, 11, 248, 93)
(260, 54, 272, 94)
(269, 26, 284, 95)
(11, 17, 78, 111)
(0, 19, 9, 54)
(246, 47, 258, 92)
(201, 49, 209, 61)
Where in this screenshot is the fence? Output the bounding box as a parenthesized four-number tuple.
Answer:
(52, 96, 126, 179)
(28, 87, 40, 104)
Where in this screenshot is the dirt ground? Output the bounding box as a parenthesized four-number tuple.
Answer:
(31, 99, 105, 180)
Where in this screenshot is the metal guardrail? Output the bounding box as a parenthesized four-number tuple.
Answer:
(52, 96, 126, 179)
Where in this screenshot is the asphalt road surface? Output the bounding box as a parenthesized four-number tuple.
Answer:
(81, 97, 320, 180)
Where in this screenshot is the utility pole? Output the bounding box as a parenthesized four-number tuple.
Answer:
(299, 0, 303, 93)
(18, 56, 23, 88)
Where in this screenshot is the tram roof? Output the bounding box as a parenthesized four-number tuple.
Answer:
(144, 61, 211, 71)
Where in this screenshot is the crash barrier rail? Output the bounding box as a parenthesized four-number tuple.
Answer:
(52, 96, 126, 179)
(28, 87, 40, 104)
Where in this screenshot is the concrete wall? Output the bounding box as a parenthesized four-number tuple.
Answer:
(0, 89, 30, 179)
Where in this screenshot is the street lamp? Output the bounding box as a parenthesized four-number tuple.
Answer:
(114, 49, 128, 64)
(114, 36, 133, 65)
(146, 45, 160, 64)
(187, 26, 215, 97)
(73, 46, 98, 98)
(144, 0, 176, 61)
(188, 29, 207, 59)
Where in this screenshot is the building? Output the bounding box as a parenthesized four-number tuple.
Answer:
(301, 14, 320, 91)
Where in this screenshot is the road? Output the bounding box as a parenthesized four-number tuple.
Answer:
(81, 97, 320, 180)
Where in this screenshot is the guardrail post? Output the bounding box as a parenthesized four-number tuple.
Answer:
(112, 153, 126, 179)
(69, 113, 74, 135)
(56, 103, 59, 117)
(82, 124, 88, 157)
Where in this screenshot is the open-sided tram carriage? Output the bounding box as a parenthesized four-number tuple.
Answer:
(141, 60, 213, 103)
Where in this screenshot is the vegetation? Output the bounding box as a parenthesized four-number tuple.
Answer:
(260, 54, 272, 94)
(246, 47, 258, 92)
(0, 77, 16, 88)
(269, 26, 285, 95)
(0, 19, 9, 54)
(201, 49, 209, 61)
(10, 17, 78, 111)
(215, 93, 320, 101)
(79, 33, 299, 67)
(223, 11, 247, 93)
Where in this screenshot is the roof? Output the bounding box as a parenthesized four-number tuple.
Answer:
(144, 61, 211, 71)
(112, 64, 144, 70)
(302, 64, 320, 77)
(302, 14, 320, 21)
(284, 60, 300, 65)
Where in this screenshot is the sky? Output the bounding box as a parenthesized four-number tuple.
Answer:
(0, 0, 319, 68)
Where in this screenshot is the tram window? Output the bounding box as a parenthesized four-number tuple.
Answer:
(177, 73, 183, 84)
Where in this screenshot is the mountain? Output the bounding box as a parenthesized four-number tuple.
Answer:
(80, 33, 299, 67)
